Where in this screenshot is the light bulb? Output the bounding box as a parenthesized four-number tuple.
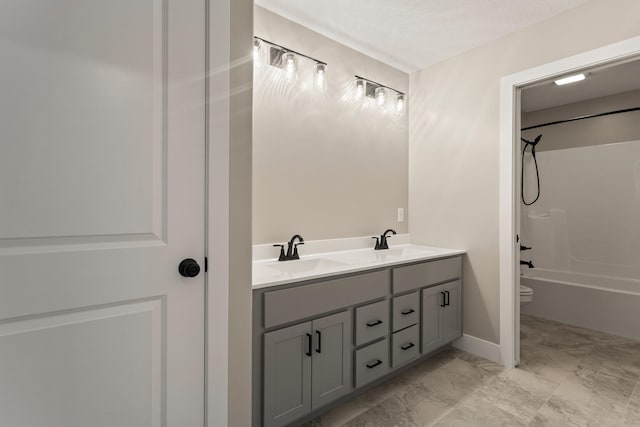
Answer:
(396, 94, 405, 113)
(355, 79, 365, 100)
(375, 87, 386, 107)
(315, 63, 326, 90)
(284, 53, 296, 76)
(253, 39, 262, 66)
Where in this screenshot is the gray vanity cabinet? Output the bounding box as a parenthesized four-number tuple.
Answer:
(263, 311, 352, 427)
(421, 280, 462, 355)
(255, 255, 463, 427)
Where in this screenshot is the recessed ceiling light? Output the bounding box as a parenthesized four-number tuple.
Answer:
(554, 73, 585, 86)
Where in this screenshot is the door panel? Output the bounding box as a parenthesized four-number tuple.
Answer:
(311, 311, 352, 410)
(422, 285, 444, 354)
(0, 0, 164, 241)
(443, 281, 462, 343)
(0, 1, 206, 426)
(0, 300, 162, 427)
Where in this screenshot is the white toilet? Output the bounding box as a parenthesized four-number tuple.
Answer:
(520, 284, 534, 305)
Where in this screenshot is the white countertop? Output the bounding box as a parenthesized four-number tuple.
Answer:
(253, 244, 466, 289)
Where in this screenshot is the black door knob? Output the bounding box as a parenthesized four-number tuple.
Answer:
(178, 258, 200, 278)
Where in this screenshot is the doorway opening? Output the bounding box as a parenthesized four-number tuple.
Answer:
(498, 36, 640, 368)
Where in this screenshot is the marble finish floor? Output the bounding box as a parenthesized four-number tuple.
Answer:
(304, 315, 640, 426)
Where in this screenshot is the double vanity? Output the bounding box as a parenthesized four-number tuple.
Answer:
(252, 242, 466, 427)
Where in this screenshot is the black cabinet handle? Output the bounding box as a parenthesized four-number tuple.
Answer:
(401, 342, 415, 351)
(366, 320, 383, 327)
(445, 291, 450, 306)
(401, 308, 415, 315)
(440, 292, 446, 307)
(315, 330, 322, 353)
(366, 360, 382, 369)
(305, 333, 312, 357)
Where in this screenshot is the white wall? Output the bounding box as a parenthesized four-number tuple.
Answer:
(253, 6, 408, 245)
(409, 0, 640, 344)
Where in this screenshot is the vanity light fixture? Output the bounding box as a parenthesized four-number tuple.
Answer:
(254, 36, 327, 85)
(554, 73, 585, 86)
(354, 75, 406, 112)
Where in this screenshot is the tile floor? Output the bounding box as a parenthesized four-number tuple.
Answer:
(304, 315, 640, 426)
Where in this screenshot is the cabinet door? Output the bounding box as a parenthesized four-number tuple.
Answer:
(442, 280, 462, 343)
(264, 322, 312, 427)
(311, 311, 352, 410)
(422, 284, 445, 355)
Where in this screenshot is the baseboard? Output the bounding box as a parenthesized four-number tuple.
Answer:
(453, 334, 501, 364)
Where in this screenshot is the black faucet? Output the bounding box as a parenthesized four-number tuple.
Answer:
(372, 229, 396, 250)
(520, 260, 535, 268)
(273, 234, 305, 261)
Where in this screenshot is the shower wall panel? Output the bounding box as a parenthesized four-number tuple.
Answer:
(521, 140, 640, 280)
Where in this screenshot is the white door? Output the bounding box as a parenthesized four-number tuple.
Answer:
(0, 1, 206, 426)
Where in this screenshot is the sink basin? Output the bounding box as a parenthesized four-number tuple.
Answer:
(260, 258, 349, 275)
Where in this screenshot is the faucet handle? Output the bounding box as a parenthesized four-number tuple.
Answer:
(371, 236, 381, 250)
(292, 241, 304, 259)
(272, 244, 286, 261)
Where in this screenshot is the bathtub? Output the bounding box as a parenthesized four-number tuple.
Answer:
(520, 268, 640, 340)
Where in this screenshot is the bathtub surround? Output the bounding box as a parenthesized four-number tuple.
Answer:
(409, 0, 640, 348)
(253, 6, 408, 244)
(521, 140, 640, 279)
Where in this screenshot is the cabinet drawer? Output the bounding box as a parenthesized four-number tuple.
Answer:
(392, 324, 420, 368)
(264, 270, 389, 328)
(355, 338, 390, 388)
(392, 292, 419, 332)
(393, 257, 461, 294)
(355, 300, 389, 346)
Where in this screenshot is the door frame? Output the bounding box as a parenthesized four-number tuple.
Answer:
(498, 35, 640, 368)
(207, 0, 253, 426)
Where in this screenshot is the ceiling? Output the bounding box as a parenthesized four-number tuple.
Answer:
(521, 59, 640, 111)
(255, 0, 591, 73)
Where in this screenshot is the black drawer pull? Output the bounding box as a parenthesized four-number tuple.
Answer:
(316, 330, 322, 354)
(401, 308, 415, 315)
(440, 292, 446, 307)
(401, 342, 415, 351)
(305, 333, 312, 357)
(445, 290, 450, 306)
(366, 360, 383, 369)
(366, 320, 383, 327)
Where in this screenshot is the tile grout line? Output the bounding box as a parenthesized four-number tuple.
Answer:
(425, 371, 503, 427)
(622, 377, 640, 417)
